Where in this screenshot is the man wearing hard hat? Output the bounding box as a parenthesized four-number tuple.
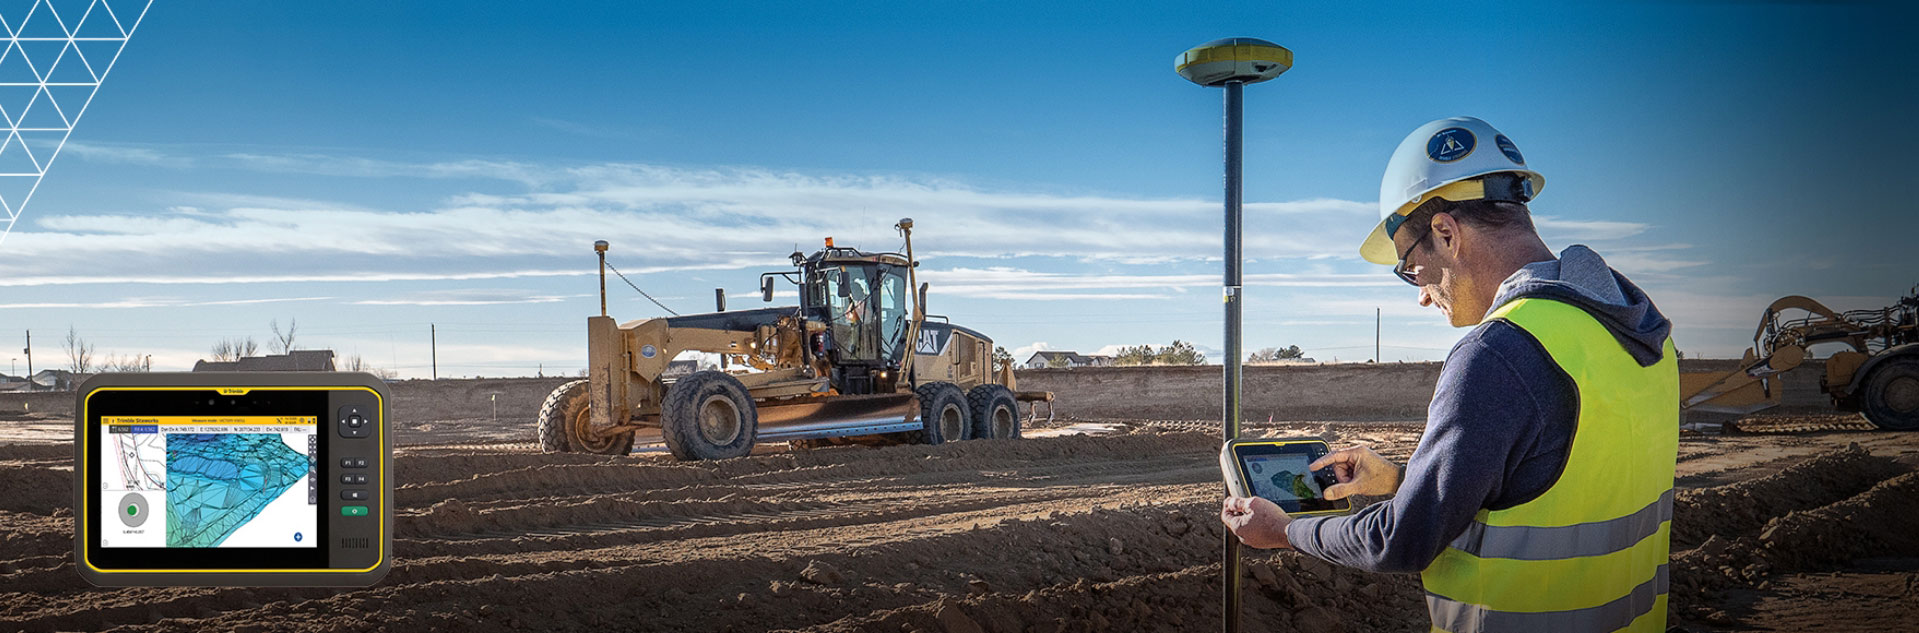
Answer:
(1222, 117, 1679, 632)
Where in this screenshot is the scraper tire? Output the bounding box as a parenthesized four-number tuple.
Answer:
(1861, 358, 1919, 431)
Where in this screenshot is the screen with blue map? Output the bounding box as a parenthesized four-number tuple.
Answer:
(98, 416, 317, 549)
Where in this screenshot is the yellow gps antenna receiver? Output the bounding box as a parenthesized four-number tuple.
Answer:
(1176, 36, 1293, 633)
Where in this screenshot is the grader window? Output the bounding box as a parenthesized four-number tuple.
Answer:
(878, 268, 909, 364)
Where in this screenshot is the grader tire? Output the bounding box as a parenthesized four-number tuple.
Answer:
(1861, 358, 1919, 431)
(662, 371, 759, 461)
(915, 382, 972, 445)
(535, 379, 586, 453)
(967, 384, 1021, 440)
(538, 378, 634, 455)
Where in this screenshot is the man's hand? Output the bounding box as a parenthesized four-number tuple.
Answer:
(1220, 496, 1292, 549)
(1311, 445, 1401, 500)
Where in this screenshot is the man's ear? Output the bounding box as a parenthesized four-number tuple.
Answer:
(1429, 212, 1461, 256)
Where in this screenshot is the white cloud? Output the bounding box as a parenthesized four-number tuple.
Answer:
(1534, 216, 1651, 241)
(0, 296, 332, 309)
(1011, 342, 1054, 360)
(6, 156, 1393, 286)
(350, 290, 589, 306)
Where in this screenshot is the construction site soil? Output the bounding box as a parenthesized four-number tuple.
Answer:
(2, 372, 1916, 632)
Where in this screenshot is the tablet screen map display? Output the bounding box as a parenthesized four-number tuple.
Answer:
(99, 416, 317, 548)
(1243, 453, 1325, 503)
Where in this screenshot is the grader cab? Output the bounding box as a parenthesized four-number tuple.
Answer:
(536, 218, 1048, 460)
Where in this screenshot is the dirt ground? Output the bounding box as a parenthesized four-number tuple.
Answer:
(2, 391, 1917, 631)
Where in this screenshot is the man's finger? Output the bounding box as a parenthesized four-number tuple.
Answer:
(1322, 482, 1357, 500)
(1310, 446, 1362, 471)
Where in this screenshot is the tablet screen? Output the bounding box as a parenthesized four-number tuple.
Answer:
(98, 415, 318, 549)
(1232, 441, 1348, 514)
(1242, 453, 1326, 504)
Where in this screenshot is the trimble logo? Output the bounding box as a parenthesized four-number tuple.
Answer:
(217, 388, 251, 396)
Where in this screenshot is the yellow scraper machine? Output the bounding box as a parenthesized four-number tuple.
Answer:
(537, 218, 1053, 460)
(1681, 286, 1919, 431)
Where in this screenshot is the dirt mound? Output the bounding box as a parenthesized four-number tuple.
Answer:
(0, 465, 72, 514)
(0, 443, 68, 462)
(1671, 444, 1905, 549)
(1673, 471, 1919, 621)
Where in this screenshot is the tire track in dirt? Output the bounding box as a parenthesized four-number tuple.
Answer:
(417, 447, 1212, 513)
(394, 432, 1217, 506)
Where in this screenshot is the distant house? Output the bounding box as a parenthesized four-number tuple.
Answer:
(0, 369, 76, 391)
(1022, 351, 1113, 369)
(194, 350, 337, 372)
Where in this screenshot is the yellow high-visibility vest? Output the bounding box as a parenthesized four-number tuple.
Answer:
(1421, 297, 1678, 633)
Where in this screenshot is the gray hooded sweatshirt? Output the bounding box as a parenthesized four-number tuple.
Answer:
(1284, 245, 1672, 572)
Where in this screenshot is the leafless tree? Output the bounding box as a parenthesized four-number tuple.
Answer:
(101, 353, 149, 372)
(341, 354, 396, 380)
(63, 326, 94, 374)
(269, 319, 298, 354)
(210, 337, 260, 362)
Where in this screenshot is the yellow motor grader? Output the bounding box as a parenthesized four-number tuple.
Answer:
(536, 218, 1048, 459)
(1681, 286, 1919, 430)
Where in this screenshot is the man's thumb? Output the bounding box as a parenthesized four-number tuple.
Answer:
(1323, 483, 1357, 500)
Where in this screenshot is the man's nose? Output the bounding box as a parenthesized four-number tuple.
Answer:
(1418, 286, 1435, 308)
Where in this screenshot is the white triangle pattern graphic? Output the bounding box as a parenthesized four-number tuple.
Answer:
(0, 0, 150, 243)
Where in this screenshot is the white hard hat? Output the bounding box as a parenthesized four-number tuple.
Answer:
(1359, 116, 1544, 265)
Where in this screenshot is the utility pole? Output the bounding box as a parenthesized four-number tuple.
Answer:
(23, 330, 32, 392)
(1376, 307, 1381, 363)
(1175, 37, 1291, 633)
(430, 324, 438, 380)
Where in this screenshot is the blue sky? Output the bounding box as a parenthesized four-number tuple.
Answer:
(1, 0, 1914, 377)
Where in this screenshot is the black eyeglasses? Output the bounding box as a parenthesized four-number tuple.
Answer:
(1394, 228, 1431, 286)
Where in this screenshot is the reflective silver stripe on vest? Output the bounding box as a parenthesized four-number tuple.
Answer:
(1427, 564, 1669, 633)
(1447, 489, 1673, 561)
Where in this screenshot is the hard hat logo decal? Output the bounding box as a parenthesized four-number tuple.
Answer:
(640, 345, 657, 359)
(1495, 134, 1525, 165)
(1426, 127, 1476, 163)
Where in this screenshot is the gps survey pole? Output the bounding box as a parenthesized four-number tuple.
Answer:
(1175, 37, 1291, 633)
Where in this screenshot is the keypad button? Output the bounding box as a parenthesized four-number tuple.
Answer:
(341, 490, 368, 501)
(341, 505, 369, 517)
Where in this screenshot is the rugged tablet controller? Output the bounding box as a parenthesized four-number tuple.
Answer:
(74, 372, 392, 587)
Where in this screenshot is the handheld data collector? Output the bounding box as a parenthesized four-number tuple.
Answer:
(74, 372, 392, 587)
(1219, 438, 1351, 516)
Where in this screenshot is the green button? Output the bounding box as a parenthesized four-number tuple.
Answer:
(341, 505, 369, 517)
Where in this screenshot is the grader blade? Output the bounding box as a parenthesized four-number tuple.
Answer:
(754, 393, 919, 440)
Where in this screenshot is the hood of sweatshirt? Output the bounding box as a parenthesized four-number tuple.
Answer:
(1487, 245, 1672, 367)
